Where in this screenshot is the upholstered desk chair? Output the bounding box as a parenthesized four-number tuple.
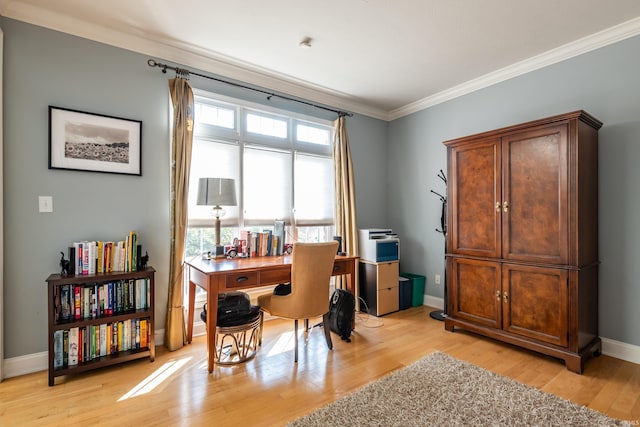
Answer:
(258, 241, 339, 363)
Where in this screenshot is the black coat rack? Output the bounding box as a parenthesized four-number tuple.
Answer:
(430, 170, 448, 321)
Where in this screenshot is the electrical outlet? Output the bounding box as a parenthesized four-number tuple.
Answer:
(435, 274, 441, 285)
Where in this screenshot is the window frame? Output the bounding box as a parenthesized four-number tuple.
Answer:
(188, 88, 336, 237)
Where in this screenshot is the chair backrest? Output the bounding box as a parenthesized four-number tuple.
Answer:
(287, 241, 340, 319)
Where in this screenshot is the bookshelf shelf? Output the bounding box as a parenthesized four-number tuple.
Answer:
(46, 267, 155, 386)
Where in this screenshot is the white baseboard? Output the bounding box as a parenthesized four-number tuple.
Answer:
(192, 321, 206, 338)
(155, 329, 164, 347)
(2, 329, 164, 380)
(3, 351, 48, 378)
(601, 337, 640, 365)
(3, 322, 639, 379)
(424, 295, 444, 310)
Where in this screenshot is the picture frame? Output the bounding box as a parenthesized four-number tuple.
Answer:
(48, 106, 142, 176)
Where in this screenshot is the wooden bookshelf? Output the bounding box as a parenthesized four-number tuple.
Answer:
(46, 267, 155, 386)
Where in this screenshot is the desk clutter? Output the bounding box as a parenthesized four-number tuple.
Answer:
(218, 221, 288, 259)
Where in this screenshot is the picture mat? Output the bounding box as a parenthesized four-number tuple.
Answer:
(49, 107, 141, 175)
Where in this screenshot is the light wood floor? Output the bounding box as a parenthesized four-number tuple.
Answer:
(1, 306, 639, 426)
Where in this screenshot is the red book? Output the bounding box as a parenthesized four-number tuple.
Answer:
(78, 327, 83, 363)
(74, 286, 81, 320)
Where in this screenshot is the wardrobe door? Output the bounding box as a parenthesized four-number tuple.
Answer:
(502, 263, 569, 347)
(501, 124, 569, 265)
(448, 257, 501, 329)
(448, 137, 501, 258)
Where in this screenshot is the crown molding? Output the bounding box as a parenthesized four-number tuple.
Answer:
(3, 3, 640, 122)
(388, 16, 640, 121)
(0, 2, 389, 121)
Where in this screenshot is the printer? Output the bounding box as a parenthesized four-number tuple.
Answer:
(359, 229, 399, 262)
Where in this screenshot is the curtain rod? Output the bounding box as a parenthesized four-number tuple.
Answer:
(147, 59, 352, 118)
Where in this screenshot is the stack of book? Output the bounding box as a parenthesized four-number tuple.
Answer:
(239, 221, 285, 257)
(70, 231, 140, 275)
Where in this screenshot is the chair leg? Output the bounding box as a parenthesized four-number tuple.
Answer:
(322, 312, 333, 350)
(294, 319, 299, 363)
(304, 318, 309, 332)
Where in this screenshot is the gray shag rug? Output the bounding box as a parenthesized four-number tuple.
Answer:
(288, 352, 630, 427)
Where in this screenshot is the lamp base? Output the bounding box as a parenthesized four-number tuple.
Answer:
(203, 245, 226, 260)
(212, 245, 226, 259)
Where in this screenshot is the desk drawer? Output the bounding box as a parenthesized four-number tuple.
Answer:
(332, 260, 349, 275)
(225, 271, 258, 288)
(377, 262, 399, 290)
(377, 286, 399, 316)
(259, 267, 291, 285)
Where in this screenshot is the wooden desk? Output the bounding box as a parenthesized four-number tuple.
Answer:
(185, 254, 359, 372)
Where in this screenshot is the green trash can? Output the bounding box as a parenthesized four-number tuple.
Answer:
(401, 273, 426, 307)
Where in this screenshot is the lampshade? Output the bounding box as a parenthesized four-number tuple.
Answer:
(196, 178, 237, 207)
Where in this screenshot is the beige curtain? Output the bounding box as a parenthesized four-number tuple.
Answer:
(165, 70, 194, 351)
(333, 115, 358, 289)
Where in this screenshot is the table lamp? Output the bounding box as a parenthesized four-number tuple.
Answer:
(197, 177, 237, 258)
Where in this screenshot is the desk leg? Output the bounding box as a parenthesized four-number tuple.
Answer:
(206, 277, 220, 373)
(353, 259, 359, 329)
(187, 277, 196, 344)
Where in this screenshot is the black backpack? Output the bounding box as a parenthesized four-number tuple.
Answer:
(328, 289, 355, 342)
(201, 291, 257, 327)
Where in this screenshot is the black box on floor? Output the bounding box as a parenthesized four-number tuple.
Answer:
(399, 276, 412, 310)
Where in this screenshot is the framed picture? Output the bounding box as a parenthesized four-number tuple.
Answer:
(49, 106, 142, 176)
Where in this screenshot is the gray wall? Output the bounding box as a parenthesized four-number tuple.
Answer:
(4, 15, 639, 359)
(1, 17, 388, 359)
(389, 34, 640, 347)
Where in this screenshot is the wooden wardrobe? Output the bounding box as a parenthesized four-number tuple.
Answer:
(443, 110, 602, 373)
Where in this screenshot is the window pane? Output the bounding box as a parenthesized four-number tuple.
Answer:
(188, 140, 240, 226)
(296, 226, 335, 243)
(246, 113, 287, 138)
(294, 153, 334, 225)
(185, 227, 238, 257)
(297, 123, 330, 146)
(244, 147, 292, 224)
(196, 103, 235, 129)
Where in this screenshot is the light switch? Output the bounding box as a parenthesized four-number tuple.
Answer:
(39, 196, 53, 213)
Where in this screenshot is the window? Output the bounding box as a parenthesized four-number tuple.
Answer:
(246, 112, 287, 139)
(185, 92, 335, 259)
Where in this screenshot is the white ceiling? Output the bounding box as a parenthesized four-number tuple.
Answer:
(2, 0, 640, 120)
